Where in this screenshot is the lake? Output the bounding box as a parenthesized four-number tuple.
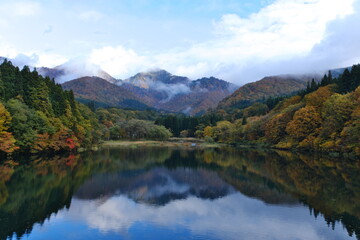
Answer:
(0, 147, 359, 240)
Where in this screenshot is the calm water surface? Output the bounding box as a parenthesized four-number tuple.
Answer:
(0, 147, 359, 240)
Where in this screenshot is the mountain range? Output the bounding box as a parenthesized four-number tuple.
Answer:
(0, 57, 348, 115)
(61, 68, 238, 115)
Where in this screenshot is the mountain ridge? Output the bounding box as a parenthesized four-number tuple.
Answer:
(62, 76, 151, 110)
(217, 74, 321, 110)
(62, 70, 237, 115)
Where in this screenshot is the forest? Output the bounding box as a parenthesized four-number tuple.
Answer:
(0, 59, 359, 157)
(0, 60, 172, 156)
(193, 65, 360, 157)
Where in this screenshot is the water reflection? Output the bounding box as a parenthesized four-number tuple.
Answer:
(0, 147, 359, 240)
(75, 167, 234, 205)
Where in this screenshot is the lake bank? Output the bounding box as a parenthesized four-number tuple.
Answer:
(102, 138, 225, 149)
(101, 139, 359, 160)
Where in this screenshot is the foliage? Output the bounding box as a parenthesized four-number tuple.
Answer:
(109, 119, 172, 140)
(286, 106, 322, 141)
(0, 60, 100, 155)
(197, 65, 360, 156)
(155, 112, 223, 137)
(0, 103, 18, 153)
(218, 76, 308, 111)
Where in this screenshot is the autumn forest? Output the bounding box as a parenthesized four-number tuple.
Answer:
(0, 60, 360, 158)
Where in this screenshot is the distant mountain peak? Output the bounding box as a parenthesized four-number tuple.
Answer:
(125, 69, 188, 89)
(37, 59, 118, 84)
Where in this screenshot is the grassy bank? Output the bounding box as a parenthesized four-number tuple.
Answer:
(102, 138, 224, 149)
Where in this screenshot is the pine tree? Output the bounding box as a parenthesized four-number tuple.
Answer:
(338, 68, 351, 93)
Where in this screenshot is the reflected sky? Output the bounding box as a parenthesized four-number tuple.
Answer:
(20, 166, 356, 240)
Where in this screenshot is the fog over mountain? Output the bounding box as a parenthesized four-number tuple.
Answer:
(62, 69, 237, 115)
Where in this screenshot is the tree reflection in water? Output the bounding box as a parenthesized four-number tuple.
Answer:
(0, 147, 358, 240)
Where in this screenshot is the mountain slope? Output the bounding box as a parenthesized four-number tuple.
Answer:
(62, 77, 150, 110)
(218, 75, 319, 110)
(124, 69, 189, 88)
(61, 70, 236, 115)
(121, 71, 237, 115)
(157, 77, 238, 115)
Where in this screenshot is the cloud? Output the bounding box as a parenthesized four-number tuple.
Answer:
(0, 1, 41, 17)
(58, 194, 350, 240)
(79, 10, 103, 22)
(152, 82, 191, 101)
(55, 57, 105, 83)
(84, 0, 357, 84)
(89, 46, 151, 78)
(305, 0, 360, 68)
(0, 42, 19, 59)
(12, 53, 39, 68)
(0, 45, 66, 70)
(1, 0, 358, 86)
(35, 53, 68, 68)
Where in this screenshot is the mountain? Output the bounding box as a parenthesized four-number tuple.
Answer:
(120, 70, 237, 115)
(62, 77, 150, 110)
(37, 60, 117, 84)
(217, 74, 320, 110)
(330, 67, 352, 78)
(61, 70, 236, 115)
(74, 167, 233, 205)
(155, 77, 238, 115)
(124, 69, 189, 88)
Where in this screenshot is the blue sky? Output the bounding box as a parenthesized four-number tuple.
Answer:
(1, 0, 360, 83)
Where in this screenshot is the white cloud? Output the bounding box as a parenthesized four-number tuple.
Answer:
(12, 53, 39, 67)
(0, 1, 42, 17)
(89, 46, 151, 78)
(35, 53, 68, 68)
(0, 44, 67, 69)
(57, 194, 351, 240)
(0, 42, 19, 59)
(79, 10, 103, 22)
(84, 0, 356, 84)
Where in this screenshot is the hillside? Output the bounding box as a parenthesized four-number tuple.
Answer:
(0, 60, 101, 154)
(121, 70, 237, 115)
(218, 75, 319, 110)
(156, 77, 238, 115)
(62, 77, 151, 110)
(124, 69, 189, 88)
(198, 64, 360, 156)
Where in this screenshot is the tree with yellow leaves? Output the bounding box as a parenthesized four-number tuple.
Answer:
(286, 106, 322, 141)
(0, 103, 18, 153)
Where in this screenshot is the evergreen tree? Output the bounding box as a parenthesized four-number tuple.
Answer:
(338, 68, 351, 93)
(320, 74, 328, 86)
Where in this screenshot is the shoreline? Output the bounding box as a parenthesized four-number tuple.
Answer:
(101, 138, 225, 149)
(101, 139, 359, 160)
